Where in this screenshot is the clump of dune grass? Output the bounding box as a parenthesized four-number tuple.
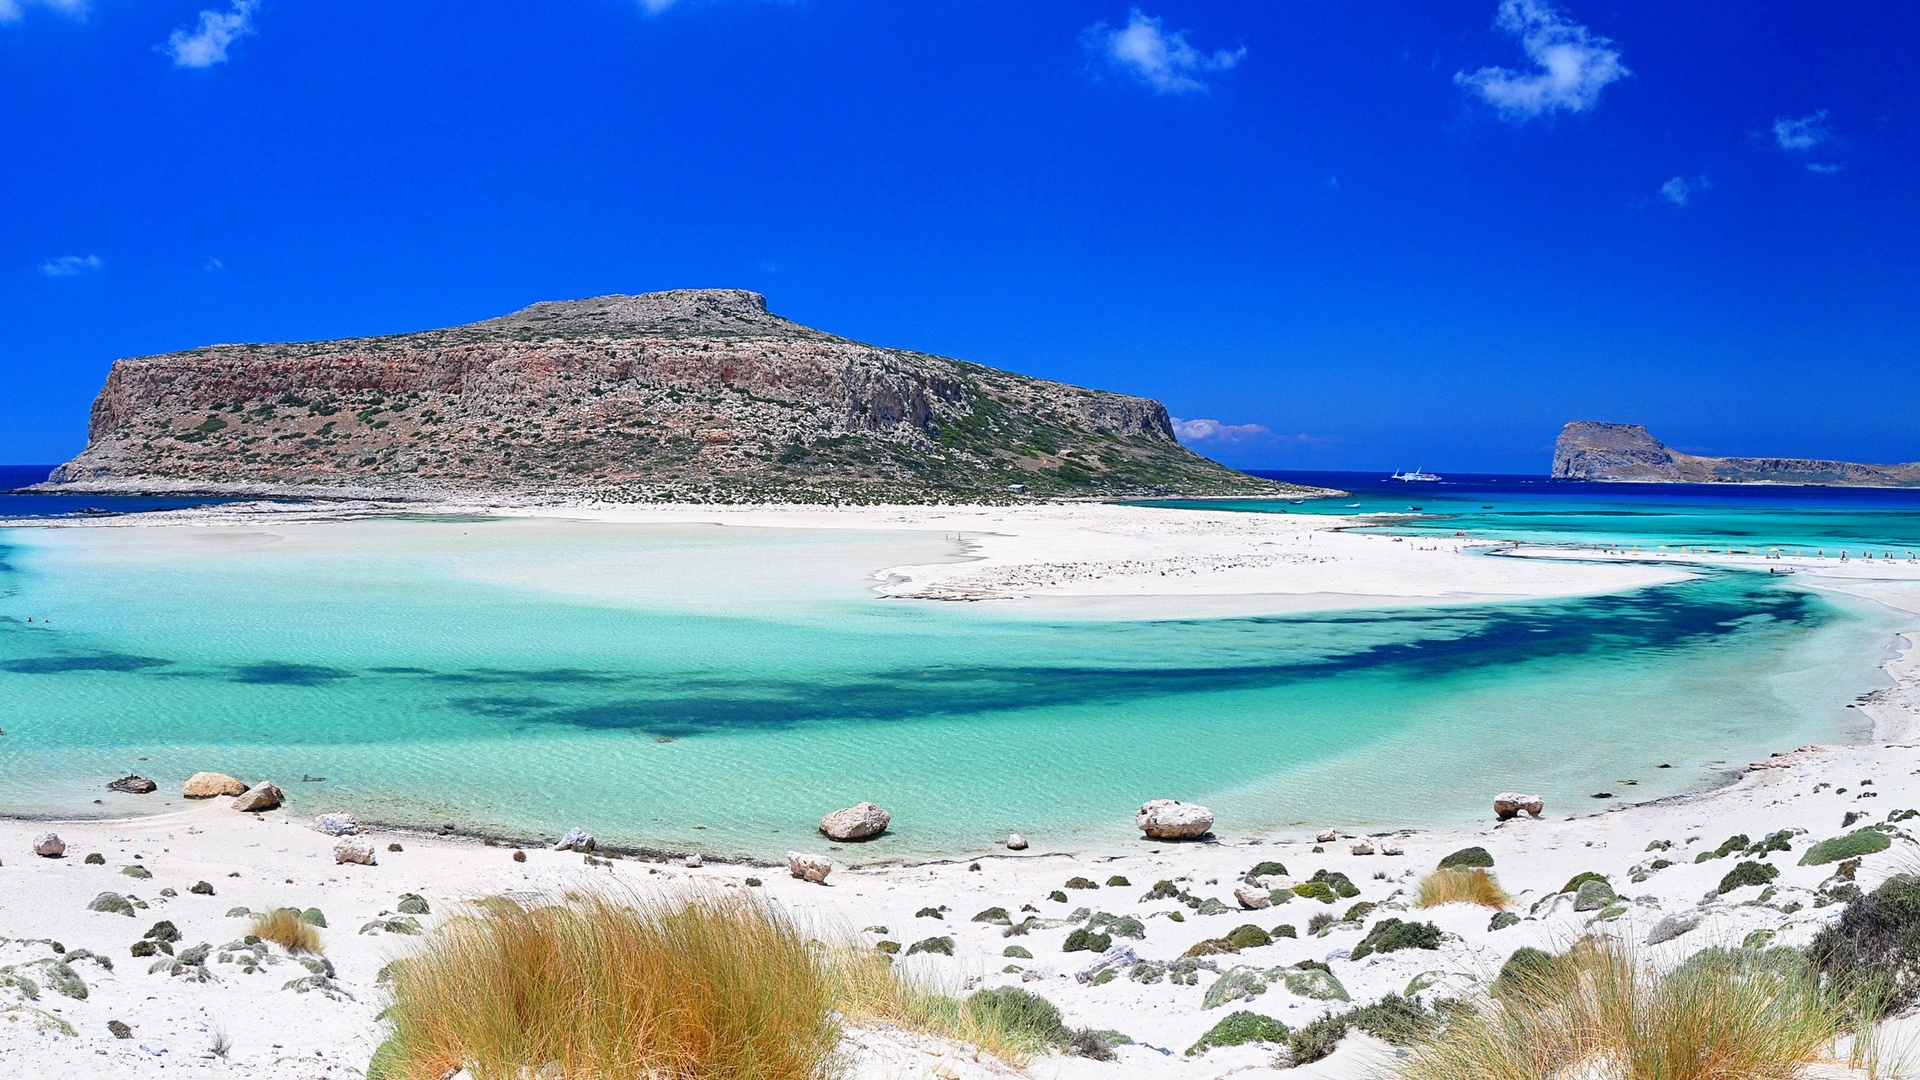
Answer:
(1397, 938, 1841, 1080)
(249, 908, 322, 955)
(1415, 867, 1510, 910)
(827, 946, 1052, 1064)
(374, 891, 839, 1080)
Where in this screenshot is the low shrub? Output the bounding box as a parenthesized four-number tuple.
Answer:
(1186, 1010, 1287, 1056)
(1292, 880, 1335, 903)
(1559, 871, 1608, 894)
(1272, 923, 1297, 938)
(1061, 928, 1110, 954)
(1346, 993, 1442, 1046)
(906, 936, 953, 957)
(249, 909, 322, 955)
(1249, 861, 1288, 878)
(1808, 872, 1920, 1016)
(1141, 880, 1180, 901)
(1350, 918, 1442, 960)
(1286, 1012, 1349, 1066)
(1225, 924, 1272, 950)
(1306, 913, 1334, 935)
(970, 907, 1009, 924)
(1717, 860, 1780, 895)
(1800, 829, 1894, 866)
(1436, 846, 1494, 870)
(1694, 833, 1751, 863)
(1064, 877, 1098, 890)
(1416, 867, 1509, 910)
(1104, 875, 1130, 887)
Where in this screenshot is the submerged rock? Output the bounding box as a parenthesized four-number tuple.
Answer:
(820, 802, 891, 841)
(1137, 800, 1214, 840)
(788, 851, 831, 883)
(232, 782, 285, 812)
(106, 775, 157, 795)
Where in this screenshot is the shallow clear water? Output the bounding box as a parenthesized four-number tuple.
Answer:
(0, 507, 1902, 860)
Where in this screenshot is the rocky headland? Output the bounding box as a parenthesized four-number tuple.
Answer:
(1552, 420, 1920, 486)
(38, 289, 1311, 503)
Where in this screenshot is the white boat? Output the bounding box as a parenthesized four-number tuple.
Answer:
(1391, 468, 1442, 482)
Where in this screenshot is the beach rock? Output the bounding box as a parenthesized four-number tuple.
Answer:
(1136, 800, 1214, 840)
(553, 827, 595, 852)
(1646, 912, 1703, 946)
(182, 772, 247, 798)
(106, 775, 157, 794)
(683, 854, 703, 868)
(333, 838, 377, 865)
(1074, 943, 1138, 984)
(312, 812, 366, 836)
(820, 802, 891, 841)
(33, 832, 66, 858)
(1316, 829, 1338, 843)
(1006, 832, 1028, 850)
(1233, 884, 1272, 910)
(232, 781, 285, 812)
(1381, 840, 1405, 856)
(1350, 840, 1375, 856)
(787, 851, 831, 884)
(107, 1020, 133, 1039)
(88, 892, 135, 917)
(1493, 792, 1545, 820)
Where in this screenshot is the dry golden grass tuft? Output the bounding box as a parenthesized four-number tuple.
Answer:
(1398, 938, 1841, 1080)
(374, 891, 840, 1080)
(828, 945, 1050, 1065)
(249, 908, 322, 955)
(1414, 867, 1511, 910)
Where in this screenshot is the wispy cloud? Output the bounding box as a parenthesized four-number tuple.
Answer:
(637, 0, 677, 11)
(1455, 0, 1629, 122)
(1173, 418, 1274, 443)
(1658, 175, 1710, 207)
(161, 0, 258, 68)
(1805, 162, 1843, 175)
(40, 254, 102, 277)
(0, 0, 88, 24)
(1772, 110, 1832, 152)
(1082, 9, 1245, 96)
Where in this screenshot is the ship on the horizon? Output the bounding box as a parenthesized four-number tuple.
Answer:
(1391, 468, 1442, 482)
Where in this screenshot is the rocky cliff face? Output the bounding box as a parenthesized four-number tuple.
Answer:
(1552, 421, 1920, 487)
(45, 290, 1302, 502)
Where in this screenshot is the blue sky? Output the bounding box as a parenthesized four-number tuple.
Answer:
(3, 1, 1915, 473)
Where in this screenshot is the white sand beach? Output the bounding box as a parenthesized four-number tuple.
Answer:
(4, 501, 1919, 1078)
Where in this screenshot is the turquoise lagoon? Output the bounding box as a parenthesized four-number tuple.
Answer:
(0, 501, 1907, 860)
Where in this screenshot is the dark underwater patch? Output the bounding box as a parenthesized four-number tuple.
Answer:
(228, 661, 354, 686)
(1, 652, 174, 674)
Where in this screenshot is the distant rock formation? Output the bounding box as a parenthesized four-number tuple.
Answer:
(1551, 421, 1920, 487)
(41, 289, 1315, 503)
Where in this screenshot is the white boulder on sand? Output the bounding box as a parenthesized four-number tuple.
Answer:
(31, 832, 65, 858)
(181, 771, 246, 798)
(1232, 883, 1271, 909)
(334, 837, 377, 865)
(1494, 791, 1546, 819)
(1135, 799, 1213, 840)
(819, 802, 890, 841)
(230, 781, 284, 812)
(787, 851, 831, 883)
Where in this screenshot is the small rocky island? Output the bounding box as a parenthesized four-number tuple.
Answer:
(1551, 421, 1920, 487)
(42, 289, 1308, 502)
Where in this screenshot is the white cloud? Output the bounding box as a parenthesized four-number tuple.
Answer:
(1173, 418, 1273, 443)
(1773, 110, 1832, 152)
(1806, 162, 1843, 175)
(1659, 175, 1710, 207)
(1082, 9, 1245, 96)
(203, 257, 225, 271)
(1455, 0, 1629, 121)
(0, 0, 87, 23)
(162, 0, 258, 68)
(40, 254, 102, 277)
(637, 0, 677, 11)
